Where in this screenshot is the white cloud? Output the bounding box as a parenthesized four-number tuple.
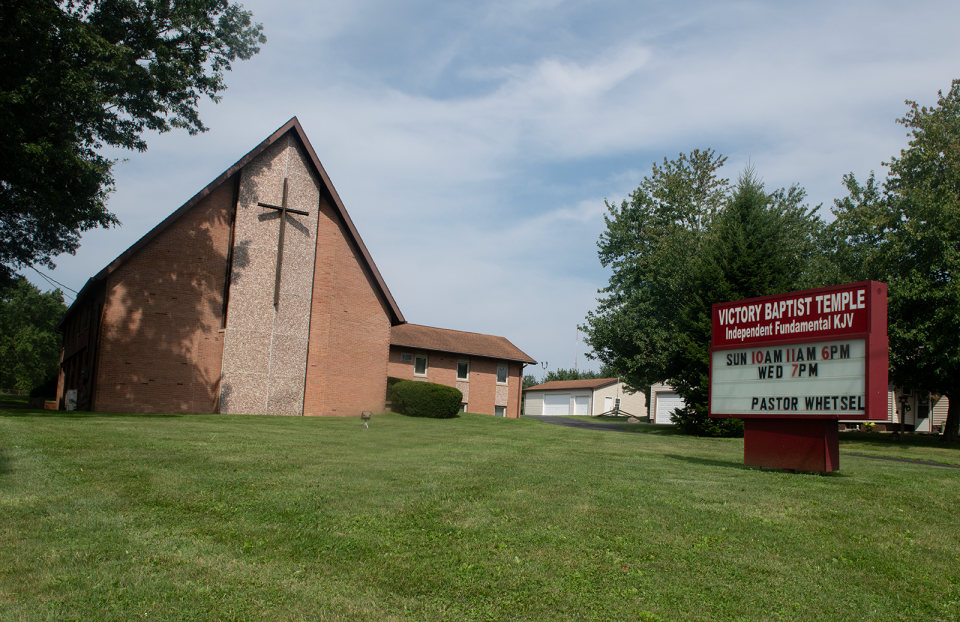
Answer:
(23, 0, 960, 375)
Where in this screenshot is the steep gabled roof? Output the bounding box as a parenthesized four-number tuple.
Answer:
(63, 117, 404, 325)
(391, 323, 536, 364)
(524, 378, 619, 392)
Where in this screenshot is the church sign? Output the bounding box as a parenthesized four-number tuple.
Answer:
(708, 282, 888, 471)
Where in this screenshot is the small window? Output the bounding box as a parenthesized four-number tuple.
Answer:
(497, 365, 508, 384)
(495, 406, 506, 417)
(457, 360, 470, 380)
(414, 355, 428, 376)
(400, 352, 413, 363)
(460, 403, 467, 413)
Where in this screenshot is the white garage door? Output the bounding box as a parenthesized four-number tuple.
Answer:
(543, 394, 571, 416)
(574, 396, 589, 416)
(656, 393, 684, 424)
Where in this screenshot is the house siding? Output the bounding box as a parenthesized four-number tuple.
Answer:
(592, 381, 646, 417)
(387, 347, 522, 417)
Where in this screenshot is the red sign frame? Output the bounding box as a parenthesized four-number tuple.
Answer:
(709, 281, 888, 420)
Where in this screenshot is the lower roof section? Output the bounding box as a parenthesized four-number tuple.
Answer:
(390, 323, 536, 365)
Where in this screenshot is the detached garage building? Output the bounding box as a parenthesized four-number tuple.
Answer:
(523, 378, 645, 417)
(650, 382, 686, 425)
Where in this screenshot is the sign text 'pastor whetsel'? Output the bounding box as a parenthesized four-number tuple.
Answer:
(710, 339, 865, 416)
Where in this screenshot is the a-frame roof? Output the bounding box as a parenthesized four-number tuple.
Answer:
(65, 117, 404, 325)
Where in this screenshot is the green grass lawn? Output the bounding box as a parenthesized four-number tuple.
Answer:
(0, 394, 30, 406)
(2, 410, 958, 621)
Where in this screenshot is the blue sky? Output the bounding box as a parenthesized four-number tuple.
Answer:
(24, 0, 960, 378)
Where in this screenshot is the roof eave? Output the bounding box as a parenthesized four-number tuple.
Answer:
(59, 117, 405, 327)
(389, 341, 536, 365)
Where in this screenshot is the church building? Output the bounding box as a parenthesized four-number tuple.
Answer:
(56, 118, 534, 417)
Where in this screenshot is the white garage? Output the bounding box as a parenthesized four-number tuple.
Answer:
(543, 393, 571, 416)
(522, 378, 646, 417)
(650, 382, 686, 424)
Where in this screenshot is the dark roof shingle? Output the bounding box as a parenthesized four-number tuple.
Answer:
(523, 378, 619, 391)
(391, 324, 536, 364)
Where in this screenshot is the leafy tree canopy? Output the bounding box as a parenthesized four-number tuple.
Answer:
(0, 277, 67, 392)
(831, 79, 960, 442)
(0, 0, 266, 282)
(538, 367, 617, 384)
(582, 153, 828, 436)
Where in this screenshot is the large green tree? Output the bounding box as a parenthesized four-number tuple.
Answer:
(0, 0, 266, 282)
(582, 154, 828, 436)
(0, 277, 67, 392)
(831, 79, 960, 443)
(580, 149, 730, 400)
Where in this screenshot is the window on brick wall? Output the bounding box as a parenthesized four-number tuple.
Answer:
(400, 352, 412, 363)
(495, 406, 506, 417)
(414, 355, 428, 376)
(460, 403, 467, 413)
(497, 364, 508, 384)
(457, 360, 470, 380)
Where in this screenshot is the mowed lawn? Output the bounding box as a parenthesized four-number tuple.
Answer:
(1, 411, 958, 621)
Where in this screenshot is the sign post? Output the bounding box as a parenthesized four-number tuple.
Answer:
(709, 282, 888, 471)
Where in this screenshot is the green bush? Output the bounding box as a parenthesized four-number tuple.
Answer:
(29, 373, 59, 399)
(389, 380, 462, 419)
(385, 376, 405, 399)
(671, 407, 744, 437)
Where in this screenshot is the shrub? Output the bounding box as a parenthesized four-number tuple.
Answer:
(385, 376, 405, 399)
(389, 380, 462, 419)
(671, 406, 744, 437)
(29, 373, 59, 399)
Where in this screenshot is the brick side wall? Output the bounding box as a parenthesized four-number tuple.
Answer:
(386, 347, 521, 417)
(57, 282, 106, 411)
(506, 363, 522, 418)
(302, 193, 392, 416)
(94, 181, 234, 413)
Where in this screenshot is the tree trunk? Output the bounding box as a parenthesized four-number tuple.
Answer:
(943, 390, 960, 443)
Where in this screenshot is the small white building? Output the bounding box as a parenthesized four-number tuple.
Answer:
(649, 382, 686, 424)
(845, 386, 949, 433)
(523, 378, 645, 417)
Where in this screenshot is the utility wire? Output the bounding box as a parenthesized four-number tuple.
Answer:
(28, 265, 78, 293)
(27, 266, 76, 301)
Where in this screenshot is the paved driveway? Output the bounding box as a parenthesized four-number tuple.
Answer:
(522, 415, 641, 433)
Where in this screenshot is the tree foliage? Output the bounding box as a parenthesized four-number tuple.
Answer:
(0, 277, 67, 392)
(582, 153, 827, 436)
(831, 79, 960, 442)
(0, 0, 266, 282)
(538, 366, 618, 383)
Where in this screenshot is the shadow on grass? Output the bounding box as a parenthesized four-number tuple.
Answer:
(839, 432, 960, 452)
(0, 410, 185, 420)
(629, 425, 691, 436)
(392, 414, 463, 420)
(0, 446, 10, 476)
(664, 453, 852, 476)
(664, 453, 754, 471)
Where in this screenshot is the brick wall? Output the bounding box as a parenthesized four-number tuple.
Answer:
(302, 193, 392, 416)
(387, 347, 522, 417)
(93, 180, 234, 413)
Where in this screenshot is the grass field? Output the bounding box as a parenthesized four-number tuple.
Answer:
(2, 410, 958, 621)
